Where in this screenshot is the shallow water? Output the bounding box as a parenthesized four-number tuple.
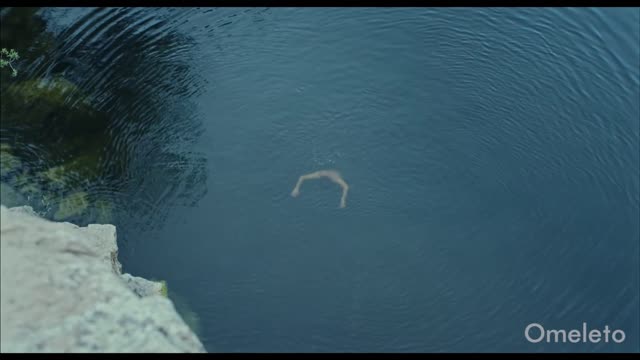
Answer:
(1, 7, 638, 352)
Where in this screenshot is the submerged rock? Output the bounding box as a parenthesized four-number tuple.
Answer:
(0, 205, 205, 353)
(0, 182, 26, 207)
(53, 191, 89, 221)
(168, 290, 202, 339)
(0, 144, 21, 178)
(93, 199, 113, 225)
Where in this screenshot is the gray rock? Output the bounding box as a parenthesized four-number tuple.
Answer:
(5, 204, 37, 217)
(0, 205, 205, 353)
(66, 221, 122, 275)
(121, 273, 165, 298)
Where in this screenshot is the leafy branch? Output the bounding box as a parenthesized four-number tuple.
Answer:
(1, 48, 20, 77)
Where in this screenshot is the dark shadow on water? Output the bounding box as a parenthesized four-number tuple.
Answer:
(0, 6, 208, 271)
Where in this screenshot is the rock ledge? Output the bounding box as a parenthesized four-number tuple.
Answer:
(0, 205, 205, 353)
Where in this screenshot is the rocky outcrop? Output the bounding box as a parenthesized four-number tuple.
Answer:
(0, 205, 205, 353)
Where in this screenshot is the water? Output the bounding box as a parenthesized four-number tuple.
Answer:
(1, 7, 638, 352)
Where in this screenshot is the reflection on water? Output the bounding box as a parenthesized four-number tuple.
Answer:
(1, 7, 639, 353)
(0, 7, 207, 231)
(1, 8, 209, 338)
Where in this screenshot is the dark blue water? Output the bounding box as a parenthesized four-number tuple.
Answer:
(32, 7, 640, 352)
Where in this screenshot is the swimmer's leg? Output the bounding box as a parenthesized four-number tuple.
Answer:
(339, 185, 348, 208)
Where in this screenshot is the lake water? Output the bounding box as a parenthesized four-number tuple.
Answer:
(2, 7, 639, 352)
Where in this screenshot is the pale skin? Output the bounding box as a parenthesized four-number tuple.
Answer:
(291, 170, 349, 208)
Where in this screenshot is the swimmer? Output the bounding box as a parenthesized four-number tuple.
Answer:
(291, 169, 349, 208)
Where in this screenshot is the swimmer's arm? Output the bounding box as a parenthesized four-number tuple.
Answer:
(291, 171, 348, 208)
(291, 172, 321, 196)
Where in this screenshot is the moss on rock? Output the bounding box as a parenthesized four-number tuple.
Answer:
(160, 280, 169, 297)
(3, 76, 92, 114)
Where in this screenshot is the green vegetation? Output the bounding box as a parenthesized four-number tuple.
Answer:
(0, 48, 19, 77)
(159, 280, 169, 297)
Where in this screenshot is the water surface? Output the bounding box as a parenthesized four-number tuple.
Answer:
(2, 7, 638, 352)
